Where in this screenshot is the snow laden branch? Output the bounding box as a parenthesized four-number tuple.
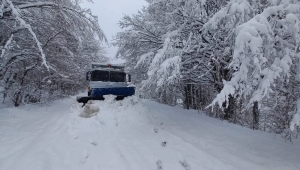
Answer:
(6, 0, 48, 69)
(0, 0, 107, 106)
(142, 36, 182, 90)
(156, 55, 181, 87)
(2, 0, 106, 56)
(0, 0, 5, 17)
(134, 52, 155, 69)
(208, 1, 300, 131)
(1, 34, 13, 58)
(290, 100, 300, 131)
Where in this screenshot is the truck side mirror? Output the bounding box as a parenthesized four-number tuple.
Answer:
(86, 71, 91, 81)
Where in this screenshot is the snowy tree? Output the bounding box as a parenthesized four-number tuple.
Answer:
(0, 0, 107, 106)
(115, 0, 227, 105)
(180, 0, 253, 119)
(209, 0, 300, 132)
(114, 0, 180, 103)
(115, 0, 300, 138)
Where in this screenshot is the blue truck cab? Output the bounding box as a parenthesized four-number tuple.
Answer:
(77, 63, 135, 104)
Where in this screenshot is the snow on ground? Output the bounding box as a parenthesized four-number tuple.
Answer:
(0, 95, 300, 170)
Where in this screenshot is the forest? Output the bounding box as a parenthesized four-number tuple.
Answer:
(114, 0, 300, 140)
(0, 0, 108, 106)
(1, 0, 300, 140)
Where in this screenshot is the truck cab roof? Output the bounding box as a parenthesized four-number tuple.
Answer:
(91, 63, 125, 71)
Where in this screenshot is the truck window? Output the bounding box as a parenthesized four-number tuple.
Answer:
(91, 70, 109, 81)
(110, 71, 126, 82)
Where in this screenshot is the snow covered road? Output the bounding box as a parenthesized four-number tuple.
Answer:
(0, 96, 299, 170)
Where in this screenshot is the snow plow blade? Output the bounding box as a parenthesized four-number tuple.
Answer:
(76, 96, 105, 104)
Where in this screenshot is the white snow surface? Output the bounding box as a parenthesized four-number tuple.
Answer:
(0, 95, 299, 170)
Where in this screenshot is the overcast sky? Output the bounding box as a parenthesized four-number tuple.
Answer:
(81, 0, 148, 63)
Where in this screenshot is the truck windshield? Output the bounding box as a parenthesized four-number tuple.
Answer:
(110, 71, 126, 82)
(91, 70, 109, 81)
(90, 70, 126, 82)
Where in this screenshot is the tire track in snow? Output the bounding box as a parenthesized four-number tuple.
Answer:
(0, 100, 73, 169)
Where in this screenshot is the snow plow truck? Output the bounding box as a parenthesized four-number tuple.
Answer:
(77, 63, 135, 105)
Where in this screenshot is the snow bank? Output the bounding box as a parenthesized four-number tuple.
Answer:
(71, 95, 150, 129)
(80, 100, 100, 118)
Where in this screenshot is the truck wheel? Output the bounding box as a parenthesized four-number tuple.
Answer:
(115, 96, 125, 101)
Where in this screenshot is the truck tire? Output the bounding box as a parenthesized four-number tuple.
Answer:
(115, 96, 125, 101)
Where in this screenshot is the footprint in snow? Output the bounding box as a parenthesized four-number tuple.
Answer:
(89, 139, 97, 146)
(81, 151, 89, 164)
(154, 127, 159, 133)
(179, 161, 190, 170)
(156, 159, 163, 170)
(161, 141, 167, 147)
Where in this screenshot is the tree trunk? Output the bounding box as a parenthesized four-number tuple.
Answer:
(185, 84, 193, 110)
(196, 86, 200, 111)
(3, 93, 6, 104)
(223, 95, 235, 121)
(189, 84, 193, 109)
(14, 91, 22, 107)
(184, 85, 189, 110)
(253, 101, 259, 130)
